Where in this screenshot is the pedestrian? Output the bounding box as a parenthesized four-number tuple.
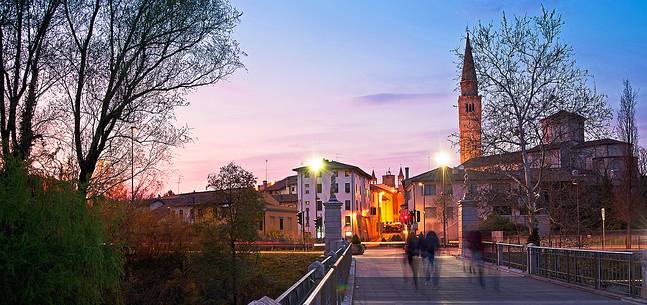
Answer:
(424, 231, 440, 286)
(468, 230, 485, 288)
(405, 232, 419, 289)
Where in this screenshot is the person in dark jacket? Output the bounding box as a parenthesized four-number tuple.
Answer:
(405, 233, 419, 288)
(424, 231, 441, 286)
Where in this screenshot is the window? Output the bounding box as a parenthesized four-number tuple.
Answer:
(305, 189, 310, 194)
(316, 201, 322, 211)
(258, 220, 264, 231)
(279, 217, 284, 230)
(423, 184, 436, 196)
(426, 207, 437, 218)
(305, 183, 310, 188)
(290, 186, 296, 193)
(345, 200, 351, 210)
(316, 183, 322, 193)
(370, 207, 377, 215)
(178, 209, 184, 216)
(345, 183, 350, 193)
(445, 207, 454, 219)
(344, 170, 350, 177)
(345, 216, 351, 226)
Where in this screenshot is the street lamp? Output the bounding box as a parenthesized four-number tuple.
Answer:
(572, 179, 581, 248)
(130, 126, 138, 204)
(419, 182, 425, 233)
(435, 151, 449, 246)
(601, 208, 606, 250)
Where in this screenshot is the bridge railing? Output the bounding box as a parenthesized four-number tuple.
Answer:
(481, 241, 643, 297)
(302, 244, 352, 305)
(274, 243, 351, 305)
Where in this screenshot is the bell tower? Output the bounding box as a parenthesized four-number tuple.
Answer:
(458, 33, 482, 163)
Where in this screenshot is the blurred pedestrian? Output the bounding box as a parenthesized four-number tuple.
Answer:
(405, 232, 419, 289)
(468, 230, 485, 288)
(424, 231, 441, 286)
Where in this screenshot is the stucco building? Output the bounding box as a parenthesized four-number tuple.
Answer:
(293, 159, 372, 240)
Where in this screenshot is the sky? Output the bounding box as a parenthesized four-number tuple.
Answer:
(165, 0, 647, 193)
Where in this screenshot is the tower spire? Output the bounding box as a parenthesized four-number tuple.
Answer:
(461, 33, 478, 96)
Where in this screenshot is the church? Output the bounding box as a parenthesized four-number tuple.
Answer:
(402, 34, 635, 243)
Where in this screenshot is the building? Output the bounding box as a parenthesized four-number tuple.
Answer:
(148, 190, 299, 238)
(458, 33, 483, 164)
(402, 33, 636, 240)
(293, 159, 372, 240)
(259, 175, 297, 195)
(368, 169, 405, 238)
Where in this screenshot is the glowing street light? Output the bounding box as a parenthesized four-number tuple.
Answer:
(435, 151, 450, 167)
(307, 157, 324, 172)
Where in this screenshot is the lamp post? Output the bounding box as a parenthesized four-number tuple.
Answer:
(572, 179, 581, 248)
(435, 151, 449, 246)
(419, 182, 425, 233)
(601, 208, 606, 249)
(130, 126, 137, 204)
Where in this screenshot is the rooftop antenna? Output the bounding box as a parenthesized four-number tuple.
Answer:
(177, 175, 183, 194)
(265, 159, 268, 181)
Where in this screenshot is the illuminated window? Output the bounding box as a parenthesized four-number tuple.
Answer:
(344, 170, 350, 177)
(345, 216, 351, 226)
(279, 218, 284, 230)
(305, 200, 310, 205)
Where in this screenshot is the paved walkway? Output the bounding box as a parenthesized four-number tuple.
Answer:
(353, 248, 629, 305)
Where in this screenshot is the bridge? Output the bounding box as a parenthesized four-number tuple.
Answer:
(253, 243, 646, 305)
(354, 247, 632, 305)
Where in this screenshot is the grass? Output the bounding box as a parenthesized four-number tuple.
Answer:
(256, 252, 323, 299)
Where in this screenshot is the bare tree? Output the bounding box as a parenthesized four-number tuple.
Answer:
(615, 79, 640, 248)
(56, 0, 244, 194)
(0, 0, 62, 164)
(460, 8, 611, 235)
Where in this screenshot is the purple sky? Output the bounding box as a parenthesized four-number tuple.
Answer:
(165, 1, 647, 193)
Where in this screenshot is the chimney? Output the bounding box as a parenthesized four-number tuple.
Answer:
(405, 167, 410, 179)
(262, 180, 268, 191)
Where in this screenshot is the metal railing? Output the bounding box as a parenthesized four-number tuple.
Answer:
(303, 244, 353, 305)
(274, 244, 352, 305)
(480, 241, 644, 297)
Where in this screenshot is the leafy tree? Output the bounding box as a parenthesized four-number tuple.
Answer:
(193, 162, 263, 305)
(0, 159, 123, 305)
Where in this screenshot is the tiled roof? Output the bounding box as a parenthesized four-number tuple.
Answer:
(461, 152, 522, 168)
(271, 194, 298, 203)
(148, 190, 230, 207)
(404, 167, 509, 185)
(572, 138, 627, 149)
(264, 175, 297, 192)
(370, 183, 397, 193)
(293, 159, 372, 179)
(541, 110, 586, 122)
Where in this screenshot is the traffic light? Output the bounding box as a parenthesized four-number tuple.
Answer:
(297, 212, 303, 225)
(315, 217, 322, 227)
(416, 210, 421, 222)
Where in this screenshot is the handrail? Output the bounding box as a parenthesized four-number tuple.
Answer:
(275, 269, 317, 304)
(527, 245, 633, 255)
(302, 244, 352, 305)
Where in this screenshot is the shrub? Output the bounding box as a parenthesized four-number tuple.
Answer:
(0, 161, 123, 305)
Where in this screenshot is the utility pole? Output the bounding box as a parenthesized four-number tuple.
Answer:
(177, 175, 183, 194)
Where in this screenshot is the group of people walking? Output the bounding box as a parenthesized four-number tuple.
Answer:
(403, 230, 491, 289)
(405, 231, 441, 288)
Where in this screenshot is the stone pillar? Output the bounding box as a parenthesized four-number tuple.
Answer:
(324, 198, 343, 253)
(457, 198, 478, 257)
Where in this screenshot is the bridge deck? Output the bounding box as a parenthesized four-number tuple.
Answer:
(353, 248, 628, 305)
